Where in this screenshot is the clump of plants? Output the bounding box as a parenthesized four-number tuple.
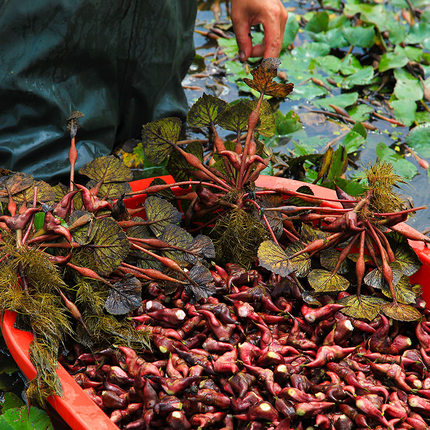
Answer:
(0, 58, 428, 414)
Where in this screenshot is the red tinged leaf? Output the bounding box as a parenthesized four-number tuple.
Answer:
(244, 58, 294, 98)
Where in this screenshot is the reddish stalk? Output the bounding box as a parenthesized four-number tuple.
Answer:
(237, 94, 263, 189)
(366, 221, 398, 305)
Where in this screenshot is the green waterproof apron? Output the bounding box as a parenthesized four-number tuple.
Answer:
(0, 1, 197, 181)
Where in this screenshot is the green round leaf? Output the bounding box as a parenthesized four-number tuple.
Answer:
(141, 117, 182, 165)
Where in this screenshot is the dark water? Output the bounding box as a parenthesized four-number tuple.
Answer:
(187, 3, 430, 232)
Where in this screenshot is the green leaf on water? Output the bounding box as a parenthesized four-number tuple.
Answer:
(0, 405, 54, 430)
(144, 196, 182, 237)
(274, 110, 302, 135)
(381, 302, 422, 322)
(376, 142, 418, 180)
(142, 117, 182, 165)
(391, 99, 416, 127)
(343, 130, 366, 153)
(187, 93, 228, 128)
(379, 47, 409, 72)
(341, 66, 374, 89)
(308, 268, 350, 292)
(406, 124, 430, 158)
(394, 68, 423, 101)
(339, 294, 385, 321)
(282, 13, 299, 48)
(313, 92, 359, 110)
(305, 11, 329, 33)
(342, 25, 375, 48)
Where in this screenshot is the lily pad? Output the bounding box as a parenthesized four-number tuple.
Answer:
(86, 180, 131, 200)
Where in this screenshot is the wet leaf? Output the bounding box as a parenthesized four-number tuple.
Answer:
(308, 269, 350, 292)
(126, 217, 152, 239)
(301, 290, 322, 307)
(187, 93, 227, 128)
(244, 58, 294, 98)
(252, 100, 276, 137)
(339, 295, 385, 321)
(14, 180, 55, 205)
(364, 262, 403, 290)
(257, 195, 284, 239)
(381, 275, 418, 305)
(320, 249, 349, 274)
(86, 180, 131, 200)
(258, 240, 309, 277)
(144, 196, 182, 237)
(188, 234, 216, 261)
(160, 224, 193, 264)
(300, 223, 330, 243)
(147, 178, 177, 202)
(105, 274, 142, 315)
(381, 302, 421, 322)
(0, 172, 33, 201)
(141, 117, 182, 165)
(70, 210, 96, 245)
(387, 233, 422, 276)
(79, 155, 133, 183)
(217, 100, 251, 134)
(91, 217, 130, 275)
(185, 264, 216, 303)
(284, 242, 311, 278)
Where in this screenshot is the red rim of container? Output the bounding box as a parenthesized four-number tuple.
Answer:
(1, 175, 429, 430)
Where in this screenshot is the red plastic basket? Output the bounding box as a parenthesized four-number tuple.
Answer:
(1, 176, 429, 430)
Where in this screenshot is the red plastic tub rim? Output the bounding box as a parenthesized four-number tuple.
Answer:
(1, 175, 429, 430)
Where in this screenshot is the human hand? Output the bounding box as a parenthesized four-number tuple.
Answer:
(230, 0, 288, 62)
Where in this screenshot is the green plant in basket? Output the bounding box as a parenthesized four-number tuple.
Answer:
(0, 57, 428, 410)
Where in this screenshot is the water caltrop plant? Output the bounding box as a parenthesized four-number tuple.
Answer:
(0, 58, 428, 408)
